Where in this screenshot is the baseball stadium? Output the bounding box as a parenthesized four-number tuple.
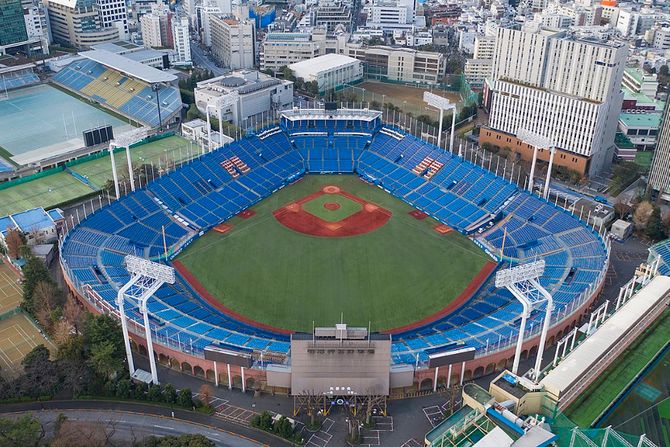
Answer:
(58, 107, 609, 395)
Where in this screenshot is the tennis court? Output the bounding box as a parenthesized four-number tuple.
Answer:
(0, 313, 53, 378)
(0, 263, 21, 314)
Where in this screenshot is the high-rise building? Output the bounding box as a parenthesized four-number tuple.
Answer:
(96, 0, 128, 40)
(48, 0, 119, 48)
(210, 16, 254, 69)
(648, 105, 670, 201)
(140, 3, 173, 48)
(0, 0, 29, 53)
(172, 16, 191, 65)
(480, 27, 627, 176)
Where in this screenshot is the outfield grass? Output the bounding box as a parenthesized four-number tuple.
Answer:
(0, 171, 94, 216)
(176, 174, 491, 332)
(70, 135, 195, 189)
(565, 309, 670, 427)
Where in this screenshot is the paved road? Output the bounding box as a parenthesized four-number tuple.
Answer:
(0, 400, 291, 446)
(190, 43, 227, 77)
(4, 409, 261, 447)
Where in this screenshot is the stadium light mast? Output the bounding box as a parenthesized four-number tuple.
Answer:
(495, 260, 553, 381)
(109, 127, 150, 199)
(117, 255, 175, 384)
(423, 92, 456, 152)
(516, 129, 554, 198)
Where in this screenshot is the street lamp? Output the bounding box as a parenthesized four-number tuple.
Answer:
(517, 129, 554, 198)
(109, 127, 151, 199)
(424, 92, 456, 152)
(152, 84, 164, 131)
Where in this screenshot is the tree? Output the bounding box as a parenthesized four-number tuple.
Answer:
(609, 161, 640, 195)
(84, 314, 125, 360)
(185, 103, 200, 121)
(137, 434, 215, 447)
(19, 345, 58, 397)
(645, 206, 665, 241)
(177, 388, 193, 408)
(3, 227, 25, 260)
(306, 80, 319, 96)
(280, 66, 296, 82)
(21, 255, 52, 316)
(633, 201, 654, 230)
(198, 384, 214, 407)
(88, 340, 124, 380)
(0, 415, 44, 447)
(163, 383, 177, 404)
(148, 384, 163, 402)
(63, 299, 85, 335)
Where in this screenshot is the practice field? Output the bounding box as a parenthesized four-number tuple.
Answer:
(0, 263, 21, 314)
(69, 135, 195, 189)
(348, 81, 462, 117)
(0, 313, 54, 379)
(0, 84, 132, 165)
(175, 175, 492, 332)
(0, 171, 94, 216)
(0, 135, 193, 216)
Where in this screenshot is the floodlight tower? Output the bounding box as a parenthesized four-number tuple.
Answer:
(495, 260, 553, 381)
(109, 127, 150, 199)
(424, 92, 456, 152)
(516, 129, 554, 198)
(117, 255, 175, 384)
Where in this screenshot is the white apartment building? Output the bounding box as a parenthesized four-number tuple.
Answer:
(210, 16, 254, 69)
(289, 54, 362, 92)
(464, 59, 492, 89)
(483, 27, 627, 176)
(653, 27, 670, 50)
(96, 0, 128, 40)
(194, 70, 293, 126)
(315, 2, 351, 32)
(24, 5, 51, 54)
(200, 5, 222, 47)
(140, 3, 173, 49)
(365, 0, 416, 33)
(473, 35, 495, 59)
(172, 16, 191, 65)
(48, 0, 120, 48)
(616, 9, 639, 37)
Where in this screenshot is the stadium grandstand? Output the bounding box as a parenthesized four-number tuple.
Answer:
(59, 107, 609, 391)
(52, 49, 182, 128)
(0, 64, 39, 94)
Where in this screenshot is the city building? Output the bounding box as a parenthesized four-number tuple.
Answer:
(194, 70, 293, 126)
(652, 26, 670, 50)
(365, 0, 419, 34)
(622, 67, 658, 98)
(0, 207, 64, 248)
(289, 53, 362, 93)
(0, 0, 45, 55)
(314, 1, 351, 33)
(140, 2, 173, 49)
(648, 105, 670, 201)
(96, 0, 128, 40)
(481, 27, 627, 176)
(260, 32, 324, 73)
(464, 59, 492, 89)
(23, 4, 51, 55)
(172, 16, 191, 66)
(47, 0, 119, 48)
(345, 44, 446, 84)
(209, 16, 254, 69)
(617, 112, 661, 159)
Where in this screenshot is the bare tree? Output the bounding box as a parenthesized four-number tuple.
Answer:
(4, 227, 25, 260)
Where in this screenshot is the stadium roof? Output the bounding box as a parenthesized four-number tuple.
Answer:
(79, 49, 177, 83)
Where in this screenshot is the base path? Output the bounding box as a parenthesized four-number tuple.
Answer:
(273, 185, 391, 237)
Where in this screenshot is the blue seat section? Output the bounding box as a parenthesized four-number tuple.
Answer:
(61, 134, 305, 360)
(60, 122, 608, 366)
(53, 60, 181, 127)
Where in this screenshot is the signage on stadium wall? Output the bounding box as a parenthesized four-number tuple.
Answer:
(204, 345, 253, 367)
(428, 347, 476, 368)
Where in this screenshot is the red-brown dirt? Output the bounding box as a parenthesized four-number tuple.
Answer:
(238, 210, 256, 219)
(434, 224, 453, 235)
(323, 202, 341, 211)
(409, 210, 428, 220)
(273, 186, 391, 237)
(213, 223, 232, 234)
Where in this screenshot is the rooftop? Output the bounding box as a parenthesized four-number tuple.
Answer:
(0, 207, 63, 237)
(289, 54, 360, 73)
(619, 112, 662, 129)
(79, 49, 177, 84)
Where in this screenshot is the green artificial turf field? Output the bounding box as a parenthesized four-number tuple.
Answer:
(176, 174, 491, 332)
